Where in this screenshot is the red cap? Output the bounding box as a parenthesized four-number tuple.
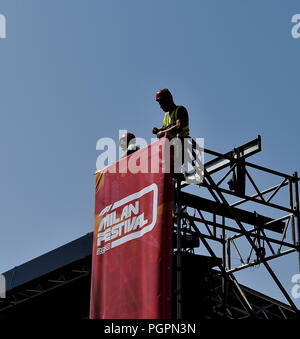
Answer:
(155, 88, 173, 101)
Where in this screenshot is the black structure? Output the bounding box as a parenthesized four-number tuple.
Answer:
(174, 136, 300, 319)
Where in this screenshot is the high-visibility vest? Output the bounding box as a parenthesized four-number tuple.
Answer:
(162, 106, 190, 138)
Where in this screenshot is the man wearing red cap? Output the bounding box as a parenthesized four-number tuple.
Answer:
(119, 132, 139, 158)
(152, 88, 190, 139)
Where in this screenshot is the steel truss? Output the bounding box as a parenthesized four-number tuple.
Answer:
(0, 260, 90, 313)
(174, 136, 300, 319)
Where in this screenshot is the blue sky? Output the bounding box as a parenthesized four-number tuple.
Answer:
(0, 0, 300, 307)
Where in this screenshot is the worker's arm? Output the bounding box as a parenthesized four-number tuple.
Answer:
(157, 119, 181, 138)
(152, 126, 167, 135)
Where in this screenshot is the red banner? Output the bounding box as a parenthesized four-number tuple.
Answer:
(90, 139, 173, 319)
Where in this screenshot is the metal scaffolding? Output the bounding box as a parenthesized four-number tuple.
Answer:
(174, 136, 300, 319)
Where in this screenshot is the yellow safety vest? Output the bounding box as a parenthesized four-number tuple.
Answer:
(162, 106, 190, 138)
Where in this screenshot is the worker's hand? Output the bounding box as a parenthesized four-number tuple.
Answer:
(152, 127, 159, 135)
(157, 131, 165, 138)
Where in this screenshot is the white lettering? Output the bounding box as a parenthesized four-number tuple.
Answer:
(291, 14, 300, 39)
(104, 323, 139, 336)
(95, 184, 158, 253)
(98, 214, 110, 232)
(0, 14, 6, 39)
(0, 274, 6, 298)
(291, 273, 300, 298)
(96, 137, 116, 172)
(148, 323, 196, 334)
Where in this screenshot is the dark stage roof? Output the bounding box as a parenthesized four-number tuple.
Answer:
(0, 232, 298, 319)
(3, 233, 93, 292)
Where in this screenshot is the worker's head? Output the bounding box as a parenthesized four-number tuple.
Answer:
(155, 88, 174, 112)
(119, 132, 136, 151)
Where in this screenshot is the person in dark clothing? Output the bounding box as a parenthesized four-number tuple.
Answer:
(119, 132, 139, 158)
(152, 88, 190, 139)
